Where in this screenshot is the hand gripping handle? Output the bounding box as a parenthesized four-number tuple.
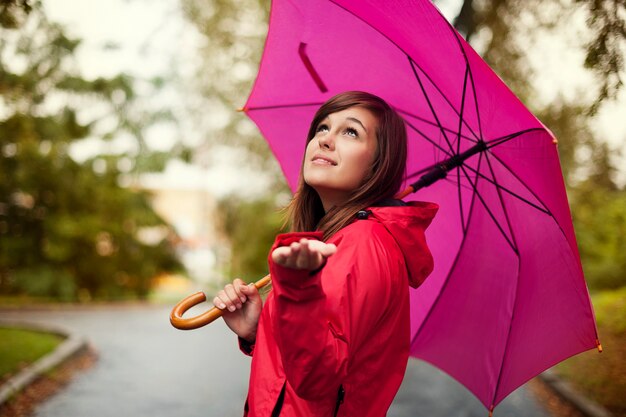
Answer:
(169, 275, 272, 330)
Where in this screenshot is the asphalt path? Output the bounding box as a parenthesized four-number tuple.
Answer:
(0, 305, 552, 417)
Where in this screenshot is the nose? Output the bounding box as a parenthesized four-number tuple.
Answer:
(318, 131, 335, 150)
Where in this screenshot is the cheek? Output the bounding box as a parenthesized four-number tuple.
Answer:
(304, 140, 316, 158)
(344, 147, 376, 183)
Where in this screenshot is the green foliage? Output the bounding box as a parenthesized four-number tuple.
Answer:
(575, 0, 626, 114)
(555, 287, 626, 416)
(570, 184, 626, 290)
(0, 0, 32, 29)
(448, 0, 625, 114)
(591, 286, 626, 333)
(0, 327, 63, 378)
(217, 195, 287, 281)
(0, 2, 182, 301)
(10, 267, 76, 301)
(181, 0, 281, 175)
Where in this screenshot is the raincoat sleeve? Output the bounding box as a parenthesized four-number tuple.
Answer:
(238, 336, 255, 356)
(268, 226, 403, 400)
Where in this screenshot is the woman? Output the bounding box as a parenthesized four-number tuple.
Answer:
(214, 91, 438, 416)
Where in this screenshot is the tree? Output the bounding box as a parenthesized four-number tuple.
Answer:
(0, 1, 182, 300)
(217, 195, 286, 281)
(451, 0, 625, 114)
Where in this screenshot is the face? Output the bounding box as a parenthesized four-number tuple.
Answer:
(303, 106, 379, 209)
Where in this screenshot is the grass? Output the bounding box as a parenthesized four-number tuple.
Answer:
(554, 286, 626, 417)
(0, 328, 64, 381)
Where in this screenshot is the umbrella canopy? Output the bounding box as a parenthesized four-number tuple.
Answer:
(242, 0, 600, 412)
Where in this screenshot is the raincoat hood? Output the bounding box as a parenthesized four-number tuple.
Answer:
(367, 201, 439, 288)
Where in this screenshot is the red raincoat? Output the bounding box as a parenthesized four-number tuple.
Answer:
(239, 201, 438, 416)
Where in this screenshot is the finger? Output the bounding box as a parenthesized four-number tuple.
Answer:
(224, 284, 242, 311)
(212, 295, 227, 310)
(214, 290, 235, 311)
(286, 242, 302, 268)
(233, 278, 246, 303)
(290, 242, 301, 256)
(295, 240, 311, 269)
(304, 241, 320, 269)
(272, 246, 290, 265)
(240, 282, 261, 302)
(320, 243, 337, 257)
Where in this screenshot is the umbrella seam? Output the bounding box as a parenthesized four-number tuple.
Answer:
(328, 0, 483, 142)
(484, 149, 523, 407)
(458, 158, 518, 253)
(409, 57, 457, 155)
(489, 152, 601, 343)
(410, 145, 485, 346)
(397, 108, 479, 144)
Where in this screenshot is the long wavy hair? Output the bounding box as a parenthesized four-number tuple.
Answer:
(287, 91, 408, 240)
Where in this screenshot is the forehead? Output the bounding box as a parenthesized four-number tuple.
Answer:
(324, 107, 378, 127)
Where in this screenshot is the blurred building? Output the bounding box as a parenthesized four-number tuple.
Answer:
(139, 177, 228, 285)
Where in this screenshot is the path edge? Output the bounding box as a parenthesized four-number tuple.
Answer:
(0, 320, 89, 406)
(538, 369, 615, 417)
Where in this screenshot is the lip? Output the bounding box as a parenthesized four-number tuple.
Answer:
(311, 154, 337, 165)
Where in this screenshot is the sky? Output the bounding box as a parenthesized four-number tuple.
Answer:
(44, 0, 625, 189)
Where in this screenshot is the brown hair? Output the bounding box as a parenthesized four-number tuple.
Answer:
(287, 91, 408, 240)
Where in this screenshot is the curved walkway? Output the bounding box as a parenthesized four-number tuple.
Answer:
(1, 305, 555, 417)
(0, 320, 88, 406)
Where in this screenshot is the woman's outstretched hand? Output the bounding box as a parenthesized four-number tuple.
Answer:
(213, 278, 263, 343)
(272, 238, 337, 271)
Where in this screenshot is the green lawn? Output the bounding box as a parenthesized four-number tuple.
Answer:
(555, 286, 626, 417)
(0, 328, 64, 380)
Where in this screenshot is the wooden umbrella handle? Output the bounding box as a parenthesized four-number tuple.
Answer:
(169, 275, 272, 330)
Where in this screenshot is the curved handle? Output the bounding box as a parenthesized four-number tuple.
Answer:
(169, 275, 272, 330)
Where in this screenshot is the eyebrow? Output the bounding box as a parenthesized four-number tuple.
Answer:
(346, 117, 367, 133)
(320, 116, 368, 133)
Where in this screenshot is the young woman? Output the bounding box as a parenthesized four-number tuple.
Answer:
(213, 91, 438, 416)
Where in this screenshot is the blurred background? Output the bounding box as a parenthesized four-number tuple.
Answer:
(0, 0, 624, 416)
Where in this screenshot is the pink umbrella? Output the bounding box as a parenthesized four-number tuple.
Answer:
(241, 0, 601, 414)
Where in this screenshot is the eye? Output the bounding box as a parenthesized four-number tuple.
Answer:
(316, 124, 329, 134)
(345, 127, 359, 137)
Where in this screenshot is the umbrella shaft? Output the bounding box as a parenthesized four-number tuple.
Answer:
(411, 141, 486, 191)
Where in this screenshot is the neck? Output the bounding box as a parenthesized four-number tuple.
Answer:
(316, 188, 350, 213)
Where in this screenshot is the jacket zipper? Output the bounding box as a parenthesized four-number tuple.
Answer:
(333, 385, 345, 417)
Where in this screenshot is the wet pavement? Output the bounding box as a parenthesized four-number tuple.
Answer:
(0, 305, 552, 417)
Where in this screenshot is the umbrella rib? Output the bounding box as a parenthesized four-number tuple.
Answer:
(408, 56, 456, 154)
(410, 149, 484, 346)
(488, 152, 558, 222)
(485, 128, 545, 149)
(407, 55, 482, 143)
(481, 151, 521, 408)
(457, 64, 470, 155)
(462, 165, 550, 215)
(457, 165, 466, 234)
(458, 161, 518, 253)
(431, 159, 549, 217)
(484, 151, 520, 249)
(403, 119, 454, 156)
(455, 65, 470, 233)
(327, 0, 482, 144)
(489, 253, 521, 409)
(444, 21, 485, 141)
(403, 119, 457, 182)
(444, 176, 474, 191)
(397, 108, 478, 144)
